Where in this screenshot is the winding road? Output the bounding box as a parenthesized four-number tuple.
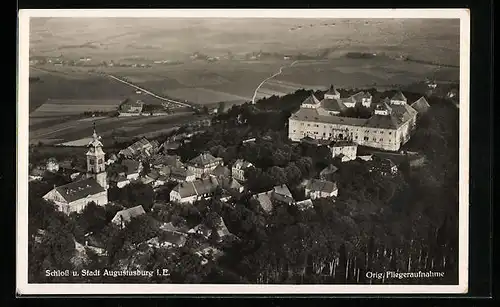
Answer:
(105, 74, 193, 108)
(251, 60, 300, 104)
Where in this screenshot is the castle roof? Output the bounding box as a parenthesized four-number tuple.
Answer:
(391, 91, 407, 102)
(301, 93, 321, 105)
(349, 91, 366, 103)
(53, 177, 105, 203)
(410, 96, 431, 113)
(321, 98, 347, 113)
(325, 84, 340, 96)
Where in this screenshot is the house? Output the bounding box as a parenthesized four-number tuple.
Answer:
(143, 170, 166, 188)
(146, 230, 188, 249)
(220, 177, 244, 194)
(188, 223, 213, 239)
(319, 164, 339, 180)
(294, 199, 314, 211)
(46, 157, 59, 173)
(111, 205, 146, 229)
(369, 158, 398, 176)
(115, 174, 131, 188)
(119, 138, 156, 159)
(151, 154, 183, 169)
(169, 166, 195, 183)
(305, 179, 338, 200)
(159, 221, 189, 234)
(251, 191, 274, 213)
(43, 177, 108, 214)
(211, 164, 231, 179)
(121, 159, 142, 180)
(272, 184, 295, 204)
(169, 176, 219, 204)
(329, 140, 358, 161)
(186, 152, 224, 178)
(231, 159, 253, 182)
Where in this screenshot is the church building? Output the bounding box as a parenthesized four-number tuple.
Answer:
(43, 125, 108, 214)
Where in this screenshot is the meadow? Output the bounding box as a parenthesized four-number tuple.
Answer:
(27, 17, 460, 147)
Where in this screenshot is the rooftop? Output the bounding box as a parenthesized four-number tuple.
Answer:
(410, 96, 431, 113)
(54, 177, 105, 203)
(233, 159, 253, 170)
(113, 205, 146, 224)
(188, 152, 222, 167)
(306, 179, 338, 194)
(391, 91, 407, 102)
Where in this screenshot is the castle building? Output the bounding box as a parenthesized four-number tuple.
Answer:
(288, 88, 424, 151)
(43, 125, 108, 214)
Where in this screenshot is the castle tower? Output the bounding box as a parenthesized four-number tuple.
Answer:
(86, 123, 107, 189)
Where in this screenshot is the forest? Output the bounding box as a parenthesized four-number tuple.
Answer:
(27, 87, 459, 284)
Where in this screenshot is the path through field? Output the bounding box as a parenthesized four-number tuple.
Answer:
(105, 74, 193, 108)
(251, 60, 300, 104)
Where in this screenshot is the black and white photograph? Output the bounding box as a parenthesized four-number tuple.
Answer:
(17, 9, 470, 295)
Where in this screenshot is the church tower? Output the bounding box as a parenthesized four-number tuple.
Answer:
(86, 123, 107, 189)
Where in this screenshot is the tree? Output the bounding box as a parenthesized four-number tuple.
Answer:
(123, 214, 160, 245)
(78, 201, 107, 234)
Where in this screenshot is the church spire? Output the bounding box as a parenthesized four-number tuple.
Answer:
(92, 121, 97, 139)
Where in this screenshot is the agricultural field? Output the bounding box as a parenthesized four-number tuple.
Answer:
(29, 111, 204, 146)
(31, 99, 122, 117)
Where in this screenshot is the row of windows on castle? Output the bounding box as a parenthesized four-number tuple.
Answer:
(291, 124, 403, 144)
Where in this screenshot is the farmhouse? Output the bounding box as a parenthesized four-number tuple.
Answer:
(288, 88, 425, 151)
(119, 99, 144, 115)
(304, 179, 338, 200)
(186, 152, 224, 179)
(43, 127, 108, 214)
